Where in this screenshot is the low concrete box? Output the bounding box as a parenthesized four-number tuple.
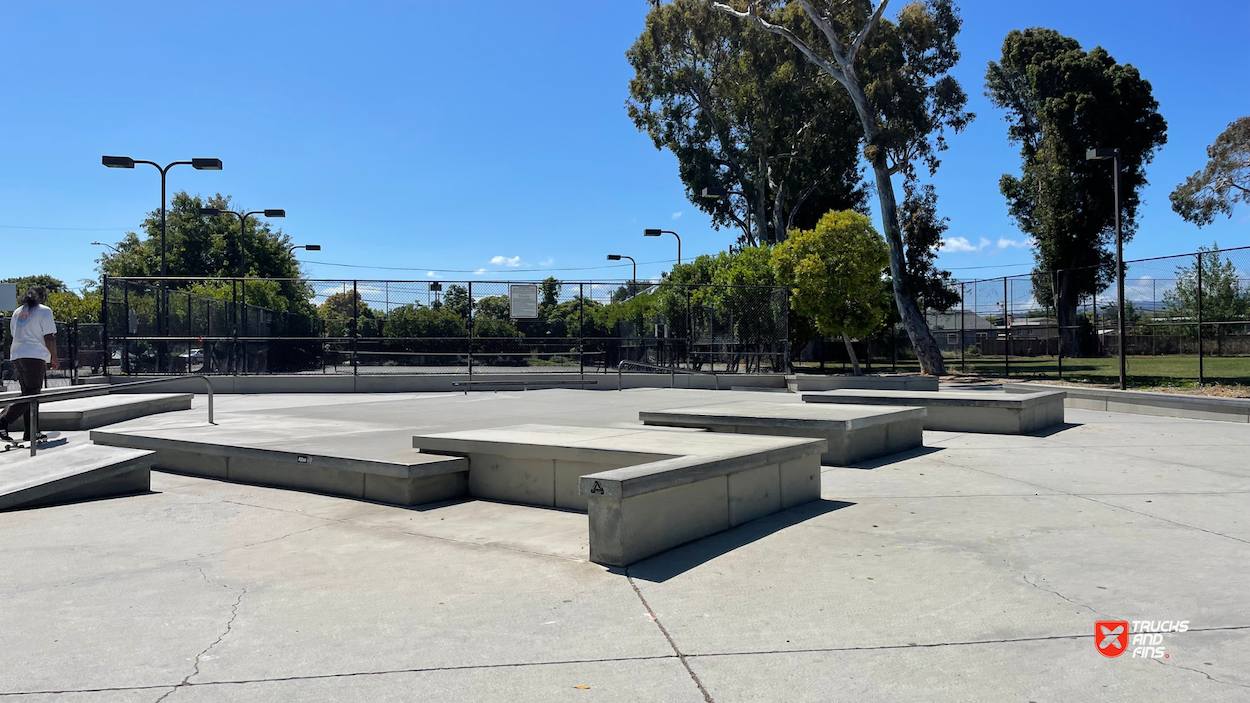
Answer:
(0, 444, 154, 511)
(413, 425, 825, 566)
(786, 374, 939, 392)
(802, 389, 1065, 434)
(12, 394, 194, 432)
(91, 430, 468, 507)
(639, 402, 925, 465)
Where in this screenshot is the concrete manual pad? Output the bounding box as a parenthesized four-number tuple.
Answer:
(413, 423, 825, 566)
(803, 388, 1066, 434)
(9, 393, 193, 431)
(639, 401, 925, 465)
(786, 373, 939, 392)
(0, 443, 154, 511)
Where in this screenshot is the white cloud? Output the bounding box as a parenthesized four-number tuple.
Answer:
(490, 255, 522, 267)
(426, 271, 436, 277)
(473, 268, 487, 275)
(539, 258, 554, 266)
(671, 211, 683, 220)
(997, 237, 1034, 249)
(940, 237, 979, 253)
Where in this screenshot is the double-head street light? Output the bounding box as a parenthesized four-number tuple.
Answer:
(644, 228, 681, 265)
(199, 208, 286, 278)
(1086, 147, 1126, 390)
(102, 156, 222, 278)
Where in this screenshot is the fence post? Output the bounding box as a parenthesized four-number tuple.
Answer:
(685, 286, 693, 371)
(122, 281, 131, 375)
(1003, 276, 1010, 379)
(71, 319, 79, 385)
(352, 280, 359, 377)
(467, 281, 473, 382)
(240, 278, 248, 375)
(960, 282, 966, 374)
(1196, 251, 1204, 386)
(1053, 270, 1063, 379)
(579, 283, 585, 381)
(101, 275, 110, 379)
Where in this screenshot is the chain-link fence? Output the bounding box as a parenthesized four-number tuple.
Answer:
(1, 317, 107, 387)
(795, 244, 1250, 387)
(98, 277, 789, 377)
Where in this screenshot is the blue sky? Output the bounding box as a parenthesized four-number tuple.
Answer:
(2, 1, 1247, 290)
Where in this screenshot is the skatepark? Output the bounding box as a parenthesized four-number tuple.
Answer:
(2, 379, 1249, 701)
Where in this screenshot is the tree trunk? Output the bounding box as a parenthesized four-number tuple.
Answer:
(1055, 271, 1083, 358)
(842, 332, 862, 376)
(757, 151, 770, 244)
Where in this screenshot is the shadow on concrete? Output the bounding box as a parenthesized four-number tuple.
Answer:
(2, 489, 157, 513)
(623, 499, 855, 583)
(1029, 422, 1083, 437)
(835, 445, 943, 470)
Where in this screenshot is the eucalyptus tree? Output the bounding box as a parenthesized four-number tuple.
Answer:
(1170, 117, 1250, 226)
(708, 0, 973, 374)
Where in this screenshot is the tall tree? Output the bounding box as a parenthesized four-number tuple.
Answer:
(709, 0, 973, 375)
(1170, 117, 1250, 226)
(772, 209, 890, 375)
(628, 0, 866, 246)
(899, 183, 960, 312)
(986, 28, 1167, 355)
(2, 275, 68, 294)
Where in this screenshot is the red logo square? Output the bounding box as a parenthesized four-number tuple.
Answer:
(1096, 620, 1129, 657)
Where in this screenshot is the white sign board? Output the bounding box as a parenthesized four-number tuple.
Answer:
(509, 284, 539, 319)
(0, 283, 15, 313)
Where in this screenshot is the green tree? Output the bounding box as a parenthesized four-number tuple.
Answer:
(986, 28, 1167, 356)
(898, 184, 960, 312)
(628, 0, 866, 245)
(1170, 117, 1250, 226)
(474, 295, 511, 321)
(442, 285, 471, 319)
(318, 290, 377, 338)
(710, 0, 974, 375)
(2, 275, 68, 294)
(1163, 245, 1250, 353)
(772, 210, 890, 374)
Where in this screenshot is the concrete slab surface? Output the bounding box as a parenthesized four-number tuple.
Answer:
(0, 442, 154, 511)
(1, 390, 1248, 701)
(8, 393, 194, 431)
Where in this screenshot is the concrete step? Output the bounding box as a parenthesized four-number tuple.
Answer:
(0, 443, 154, 511)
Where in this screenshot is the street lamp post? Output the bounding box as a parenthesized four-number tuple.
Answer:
(644, 229, 681, 265)
(90, 241, 121, 254)
(104, 155, 221, 373)
(1086, 147, 1126, 390)
(198, 208, 286, 279)
(607, 254, 637, 294)
(287, 244, 321, 255)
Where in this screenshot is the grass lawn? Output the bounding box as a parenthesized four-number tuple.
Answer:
(795, 355, 1250, 388)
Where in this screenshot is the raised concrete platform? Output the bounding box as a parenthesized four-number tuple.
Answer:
(412, 424, 825, 566)
(638, 401, 925, 466)
(108, 372, 788, 393)
(0, 444, 153, 511)
(1005, 382, 1250, 423)
(786, 373, 939, 392)
(91, 424, 469, 507)
(803, 389, 1066, 434)
(10, 393, 193, 431)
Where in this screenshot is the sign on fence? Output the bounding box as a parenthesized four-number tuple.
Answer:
(0, 283, 15, 312)
(509, 284, 538, 319)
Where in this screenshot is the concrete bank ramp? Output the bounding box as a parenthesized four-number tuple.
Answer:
(0, 444, 154, 511)
(803, 389, 1066, 434)
(638, 401, 925, 465)
(10, 393, 193, 431)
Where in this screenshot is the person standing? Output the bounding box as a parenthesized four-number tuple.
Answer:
(1, 286, 59, 443)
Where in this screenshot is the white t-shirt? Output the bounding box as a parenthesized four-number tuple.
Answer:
(9, 304, 56, 362)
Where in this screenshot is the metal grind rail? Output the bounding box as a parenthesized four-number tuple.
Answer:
(618, 360, 720, 390)
(0, 375, 215, 458)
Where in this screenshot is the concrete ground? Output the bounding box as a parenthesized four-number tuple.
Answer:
(1, 389, 1248, 701)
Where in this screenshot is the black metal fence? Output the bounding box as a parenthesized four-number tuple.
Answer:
(99, 277, 790, 377)
(1, 318, 107, 386)
(797, 245, 1250, 387)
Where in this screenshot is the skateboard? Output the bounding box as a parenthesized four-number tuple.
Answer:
(1, 432, 60, 453)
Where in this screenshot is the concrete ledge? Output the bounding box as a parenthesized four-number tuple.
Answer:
(107, 372, 788, 393)
(802, 389, 1066, 434)
(413, 424, 825, 566)
(90, 431, 469, 507)
(11, 394, 193, 431)
(0, 444, 154, 511)
(786, 374, 939, 392)
(1004, 382, 1250, 423)
(639, 402, 925, 465)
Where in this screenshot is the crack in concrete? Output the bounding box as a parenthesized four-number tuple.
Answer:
(626, 574, 715, 703)
(1152, 658, 1250, 690)
(152, 568, 248, 703)
(1019, 572, 1107, 617)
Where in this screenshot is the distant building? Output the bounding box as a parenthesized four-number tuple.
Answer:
(927, 311, 994, 351)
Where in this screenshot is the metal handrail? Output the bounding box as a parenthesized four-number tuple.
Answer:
(617, 360, 719, 391)
(0, 375, 215, 457)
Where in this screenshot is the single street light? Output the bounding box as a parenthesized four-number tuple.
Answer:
(198, 207, 285, 278)
(1086, 146, 1126, 390)
(607, 254, 638, 295)
(287, 244, 321, 254)
(701, 186, 728, 199)
(90, 241, 121, 254)
(644, 228, 681, 265)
